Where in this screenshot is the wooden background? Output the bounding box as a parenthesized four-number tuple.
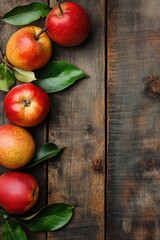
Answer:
(0, 0, 106, 240)
(108, 0, 160, 239)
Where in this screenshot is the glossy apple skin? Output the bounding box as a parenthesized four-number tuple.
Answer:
(6, 26, 52, 71)
(0, 172, 39, 214)
(45, 2, 91, 47)
(0, 124, 35, 169)
(4, 83, 50, 127)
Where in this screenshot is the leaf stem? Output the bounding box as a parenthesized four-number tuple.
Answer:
(0, 49, 13, 68)
(0, 49, 3, 60)
(2, 58, 13, 68)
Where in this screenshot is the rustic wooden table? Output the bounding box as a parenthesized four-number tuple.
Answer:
(0, 0, 106, 239)
(108, 0, 160, 239)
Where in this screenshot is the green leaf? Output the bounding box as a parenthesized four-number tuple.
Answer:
(1, 210, 10, 220)
(2, 2, 52, 26)
(34, 61, 88, 93)
(2, 220, 27, 240)
(0, 63, 16, 91)
(13, 67, 37, 83)
(22, 203, 74, 232)
(23, 143, 63, 169)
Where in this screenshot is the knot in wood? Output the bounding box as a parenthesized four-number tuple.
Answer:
(144, 74, 160, 97)
(92, 158, 104, 173)
(139, 159, 157, 171)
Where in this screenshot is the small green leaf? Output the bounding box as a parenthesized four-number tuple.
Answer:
(22, 203, 74, 232)
(2, 220, 27, 240)
(23, 143, 63, 169)
(0, 63, 16, 91)
(1, 210, 10, 220)
(34, 61, 88, 93)
(13, 67, 37, 83)
(2, 2, 52, 26)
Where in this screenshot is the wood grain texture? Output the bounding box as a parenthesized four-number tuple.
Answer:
(0, 0, 106, 239)
(108, 0, 160, 239)
(47, 0, 106, 240)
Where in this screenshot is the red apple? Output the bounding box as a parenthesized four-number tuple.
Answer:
(45, 2, 91, 47)
(0, 172, 39, 214)
(6, 26, 52, 71)
(4, 83, 50, 127)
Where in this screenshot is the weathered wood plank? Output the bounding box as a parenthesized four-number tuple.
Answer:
(0, 1, 48, 239)
(0, 0, 106, 239)
(47, 0, 106, 240)
(108, 0, 160, 239)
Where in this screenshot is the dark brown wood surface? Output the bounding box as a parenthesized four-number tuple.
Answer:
(0, 0, 106, 240)
(108, 0, 160, 239)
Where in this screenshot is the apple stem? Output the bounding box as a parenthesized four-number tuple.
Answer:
(56, 0, 63, 15)
(35, 28, 47, 41)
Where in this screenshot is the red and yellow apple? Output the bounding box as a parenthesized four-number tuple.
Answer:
(0, 124, 35, 169)
(4, 83, 50, 127)
(6, 26, 52, 70)
(45, 2, 91, 47)
(0, 172, 39, 214)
